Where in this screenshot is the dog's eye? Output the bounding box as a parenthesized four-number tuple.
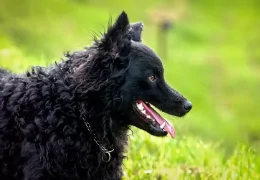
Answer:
(148, 75, 156, 82)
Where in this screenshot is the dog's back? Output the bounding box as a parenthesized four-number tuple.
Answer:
(0, 68, 9, 78)
(0, 68, 10, 90)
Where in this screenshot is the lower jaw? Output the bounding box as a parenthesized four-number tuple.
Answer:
(148, 124, 168, 137)
(132, 106, 168, 137)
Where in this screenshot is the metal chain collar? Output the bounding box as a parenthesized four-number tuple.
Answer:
(82, 117, 114, 162)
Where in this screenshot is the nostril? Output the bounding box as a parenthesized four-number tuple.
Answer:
(184, 101, 192, 111)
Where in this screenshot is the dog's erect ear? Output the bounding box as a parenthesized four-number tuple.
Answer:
(130, 22, 144, 42)
(107, 11, 130, 40)
(100, 11, 130, 50)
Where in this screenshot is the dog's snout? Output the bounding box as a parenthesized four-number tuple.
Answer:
(184, 100, 192, 111)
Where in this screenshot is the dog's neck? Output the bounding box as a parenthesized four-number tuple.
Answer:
(81, 116, 115, 162)
(77, 94, 129, 163)
(53, 53, 129, 163)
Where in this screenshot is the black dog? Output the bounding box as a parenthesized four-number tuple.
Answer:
(0, 12, 192, 180)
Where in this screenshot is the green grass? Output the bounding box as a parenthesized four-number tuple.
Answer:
(0, 0, 260, 179)
(124, 132, 260, 179)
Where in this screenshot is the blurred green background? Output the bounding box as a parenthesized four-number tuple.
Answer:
(0, 0, 260, 179)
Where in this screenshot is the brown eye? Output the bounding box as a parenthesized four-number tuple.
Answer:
(148, 75, 156, 82)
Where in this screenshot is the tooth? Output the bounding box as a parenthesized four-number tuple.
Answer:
(141, 110, 146, 114)
(167, 124, 173, 132)
(160, 122, 166, 129)
(146, 115, 151, 119)
(165, 119, 173, 126)
(137, 103, 144, 110)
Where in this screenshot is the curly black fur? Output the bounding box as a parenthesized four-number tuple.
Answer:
(0, 12, 191, 180)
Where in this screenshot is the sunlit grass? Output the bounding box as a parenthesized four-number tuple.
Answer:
(124, 129, 260, 180)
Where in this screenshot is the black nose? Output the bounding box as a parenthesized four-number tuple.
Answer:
(184, 101, 192, 111)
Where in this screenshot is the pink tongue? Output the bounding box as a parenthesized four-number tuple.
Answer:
(137, 100, 175, 138)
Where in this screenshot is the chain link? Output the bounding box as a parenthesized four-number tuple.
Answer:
(82, 117, 114, 162)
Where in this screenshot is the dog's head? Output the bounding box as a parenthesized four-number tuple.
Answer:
(77, 12, 192, 138)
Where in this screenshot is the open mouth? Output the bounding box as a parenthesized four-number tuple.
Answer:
(133, 100, 175, 138)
